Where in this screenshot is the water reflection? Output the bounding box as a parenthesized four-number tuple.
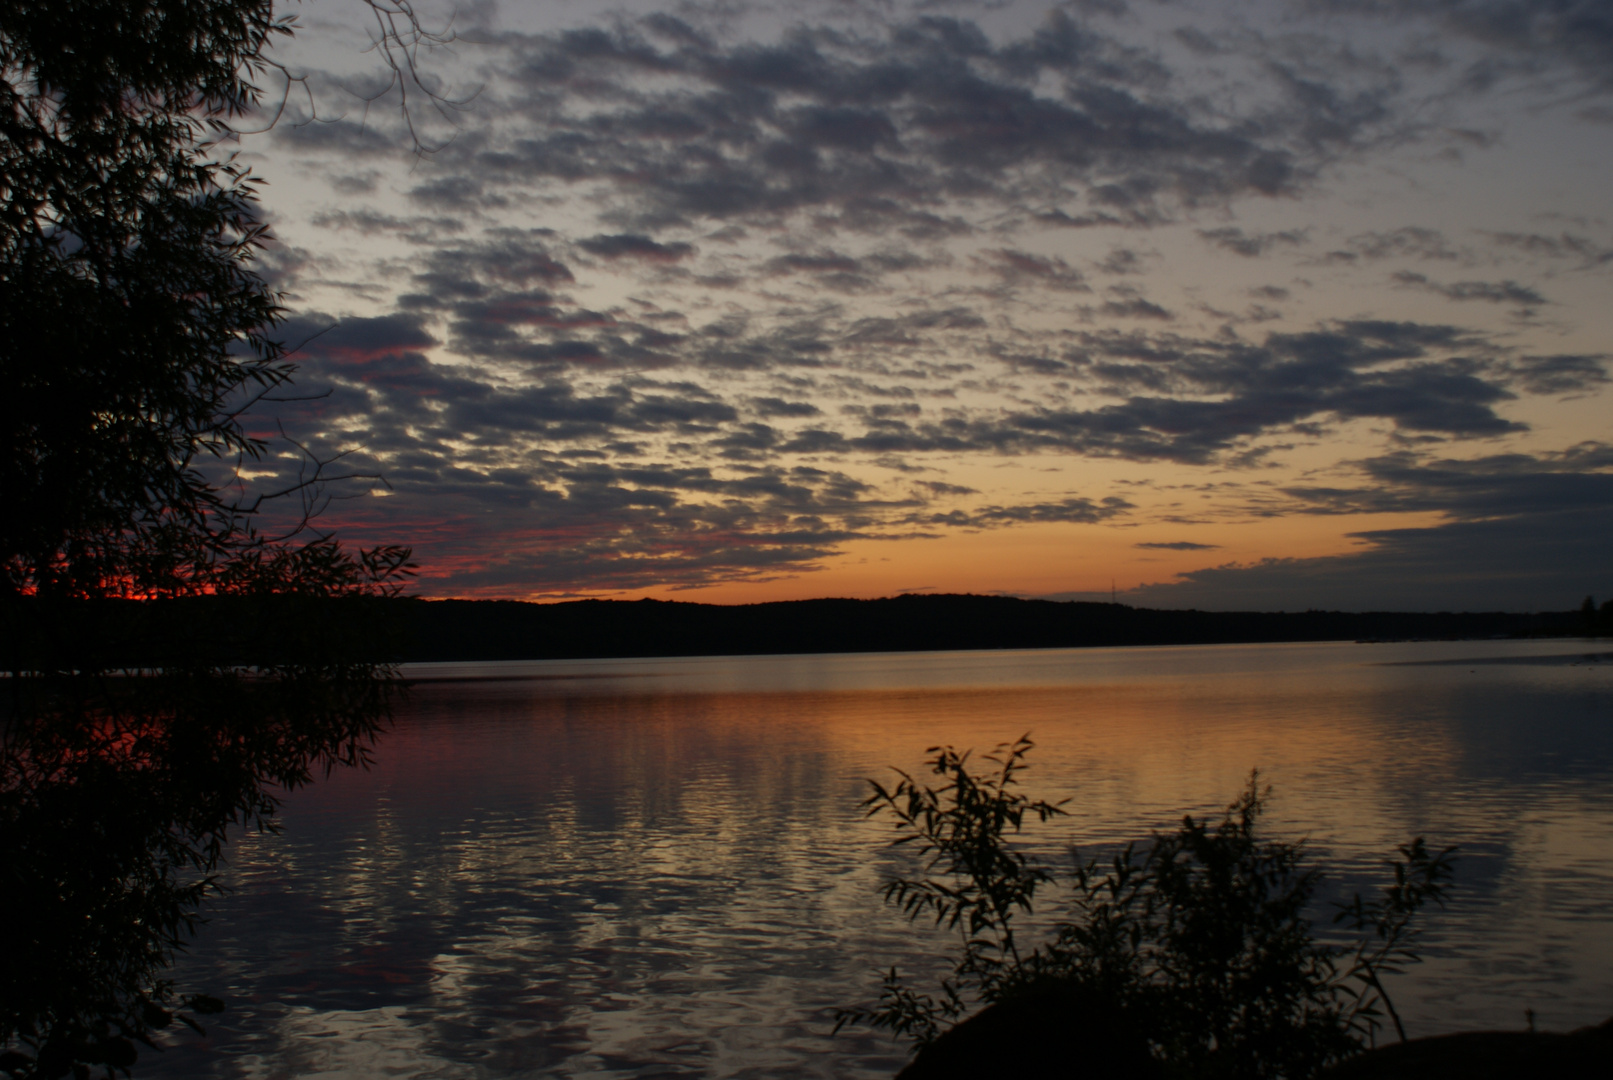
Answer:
(153, 640, 1613, 1077)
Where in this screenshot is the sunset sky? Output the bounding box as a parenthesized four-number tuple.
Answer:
(237, 0, 1613, 610)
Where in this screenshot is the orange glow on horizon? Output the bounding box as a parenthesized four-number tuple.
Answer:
(400, 507, 1448, 606)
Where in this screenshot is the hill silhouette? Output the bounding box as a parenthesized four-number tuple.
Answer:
(398, 594, 1585, 662)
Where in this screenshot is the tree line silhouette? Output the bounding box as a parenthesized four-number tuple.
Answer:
(392, 595, 1595, 663)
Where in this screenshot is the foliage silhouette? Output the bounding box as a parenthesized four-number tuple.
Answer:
(835, 737, 1067, 1044)
(837, 738, 1455, 1080)
(0, 3, 424, 1077)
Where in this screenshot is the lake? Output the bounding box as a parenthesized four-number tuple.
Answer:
(150, 639, 1613, 1078)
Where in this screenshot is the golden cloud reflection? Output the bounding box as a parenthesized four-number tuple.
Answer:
(157, 642, 1613, 1079)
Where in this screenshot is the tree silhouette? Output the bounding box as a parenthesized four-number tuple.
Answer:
(1, 3, 417, 1076)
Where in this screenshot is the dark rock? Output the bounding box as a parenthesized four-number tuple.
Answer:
(894, 986, 1162, 1080)
(1319, 1017, 1613, 1079)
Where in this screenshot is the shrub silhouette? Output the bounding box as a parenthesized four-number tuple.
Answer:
(836, 736, 1455, 1079)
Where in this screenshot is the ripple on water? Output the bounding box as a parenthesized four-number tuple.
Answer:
(150, 641, 1613, 1078)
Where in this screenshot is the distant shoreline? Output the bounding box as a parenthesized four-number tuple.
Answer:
(398, 594, 1600, 663)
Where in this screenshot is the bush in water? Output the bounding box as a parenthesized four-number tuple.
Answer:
(835, 736, 1455, 1080)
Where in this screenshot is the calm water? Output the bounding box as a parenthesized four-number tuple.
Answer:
(151, 639, 1613, 1078)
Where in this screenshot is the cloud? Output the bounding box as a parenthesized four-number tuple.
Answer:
(241, 1, 1613, 600)
(1098, 288, 1172, 320)
(1506, 354, 1609, 395)
(1096, 247, 1150, 274)
(1198, 227, 1310, 257)
(1124, 506, 1613, 612)
(577, 233, 696, 261)
(963, 320, 1533, 462)
(1136, 540, 1220, 550)
(914, 480, 979, 497)
(1481, 230, 1613, 268)
(1281, 444, 1613, 519)
(983, 249, 1091, 291)
(282, 313, 439, 363)
(310, 209, 466, 241)
(277, 298, 1590, 531)
(439, 6, 1406, 238)
(1391, 271, 1545, 305)
(750, 396, 822, 418)
(913, 495, 1133, 528)
(269, 116, 401, 158)
(1113, 437, 1613, 613)
(407, 175, 509, 212)
(1309, 0, 1613, 93)
(1343, 227, 1461, 261)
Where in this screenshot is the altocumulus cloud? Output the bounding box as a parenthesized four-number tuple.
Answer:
(1127, 445, 1613, 610)
(238, 0, 1613, 601)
